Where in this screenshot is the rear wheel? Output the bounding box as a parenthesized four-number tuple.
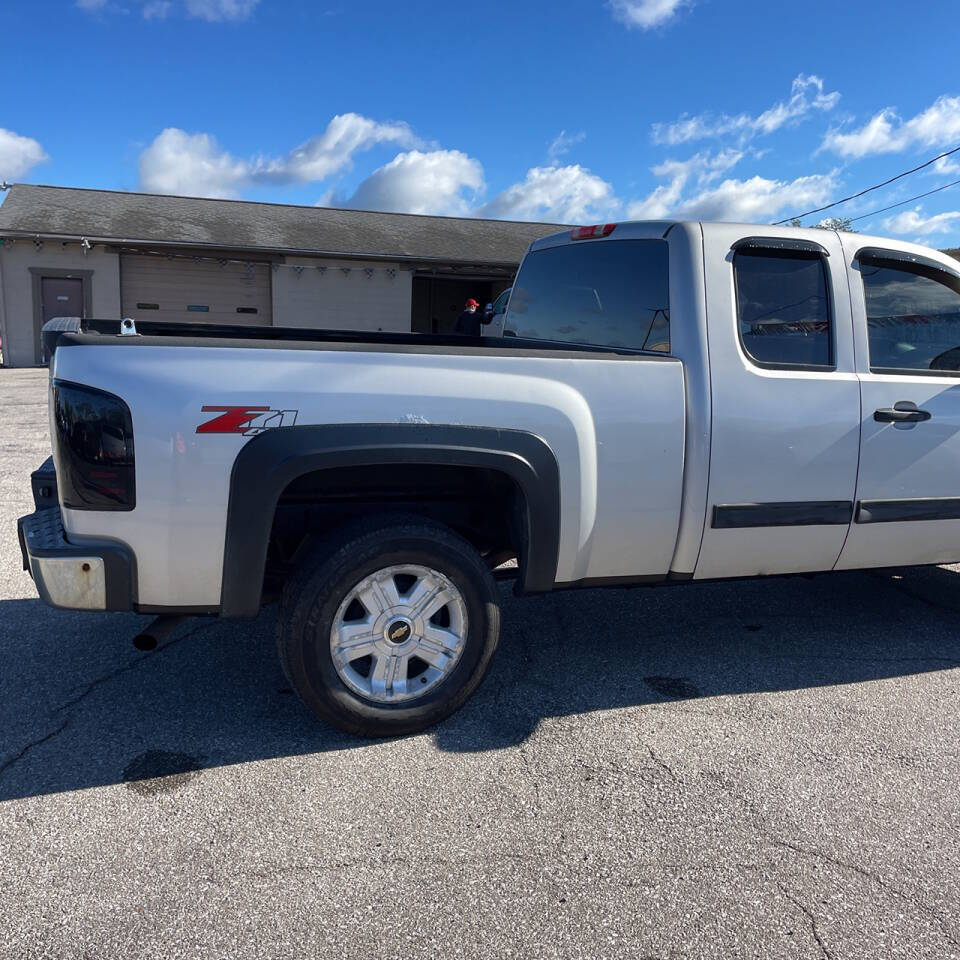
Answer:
(278, 516, 500, 736)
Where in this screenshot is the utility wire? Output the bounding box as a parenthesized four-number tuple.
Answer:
(847, 175, 960, 224)
(774, 144, 960, 225)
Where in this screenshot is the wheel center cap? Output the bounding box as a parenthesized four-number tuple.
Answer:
(385, 618, 413, 645)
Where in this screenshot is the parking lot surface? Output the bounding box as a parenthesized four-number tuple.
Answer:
(1, 366, 959, 959)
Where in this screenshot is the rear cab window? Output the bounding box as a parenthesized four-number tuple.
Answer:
(733, 245, 833, 369)
(503, 239, 670, 352)
(858, 252, 960, 374)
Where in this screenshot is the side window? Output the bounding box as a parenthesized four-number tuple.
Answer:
(860, 256, 960, 373)
(503, 240, 669, 352)
(733, 248, 832, 368)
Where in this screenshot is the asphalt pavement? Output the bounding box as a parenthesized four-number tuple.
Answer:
(1, 366, 959, 959)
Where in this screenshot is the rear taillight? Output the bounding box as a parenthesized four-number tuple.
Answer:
(52, 381, 135, 511)
(571, 223, 617, 240)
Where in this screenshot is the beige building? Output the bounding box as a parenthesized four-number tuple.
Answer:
(0, 184, 561, 367)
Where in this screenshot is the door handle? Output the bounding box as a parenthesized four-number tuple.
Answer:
(874, 402, 931, 423)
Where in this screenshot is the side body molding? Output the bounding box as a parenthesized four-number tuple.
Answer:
(221, 423, 562, 618)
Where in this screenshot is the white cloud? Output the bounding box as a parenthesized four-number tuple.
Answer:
(139, 129, 248, 197)
(627, 178, 686, 220)
(138, 114, 418, 197)
(332, 150, 485, 216)
(650, 148, 743, 184)
(821, 96, 960, 158)
(609, 0, 692, 30)
(547, 130, 585, 163)
(628, 152, 837, 223)
(931, 155, 960, 176)
(675, 172, 838, 222)
(77, 0, 257, 19)
(820, 110, 900, 158)
(628, 149, 743, 218)
(478, 165, 618, 223)
(653, 74, 840, 146)
(0, 128, 48, 181)
(256, 113, 417, 184)
(184, 0, 259, 20)
(883, 207, 960, 236)
(143, 0, 172, 17)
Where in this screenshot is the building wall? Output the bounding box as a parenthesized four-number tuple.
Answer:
(0, 240, 120, 367)
(0, 244, 428, 365)
(274, 257, 412, 332)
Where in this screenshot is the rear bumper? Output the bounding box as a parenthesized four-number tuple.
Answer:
(18, 463, 136, 612)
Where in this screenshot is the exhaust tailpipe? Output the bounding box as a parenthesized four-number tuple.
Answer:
(133, 615, 189, 651)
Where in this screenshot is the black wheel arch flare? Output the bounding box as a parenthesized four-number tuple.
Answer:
(220, 423, 562, 618)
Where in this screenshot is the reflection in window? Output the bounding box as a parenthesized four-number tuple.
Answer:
(503, 240, 669, 352)
(734, 249, 832, 368)
(861, 258, 960, 372)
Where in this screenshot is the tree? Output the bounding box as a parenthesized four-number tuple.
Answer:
(816, 216, 856, 232)
(786, 216, 857, 232)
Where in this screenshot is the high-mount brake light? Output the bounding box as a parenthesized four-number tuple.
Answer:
(571, 223, 617, 240)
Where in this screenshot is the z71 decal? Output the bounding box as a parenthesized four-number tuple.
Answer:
(197, 405, 299, 436)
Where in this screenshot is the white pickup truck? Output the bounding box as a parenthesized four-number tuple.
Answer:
(18, 220, 960, 735)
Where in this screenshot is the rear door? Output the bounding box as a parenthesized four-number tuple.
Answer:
(694, 225, 861, 579)
(837, 243, 960, 569)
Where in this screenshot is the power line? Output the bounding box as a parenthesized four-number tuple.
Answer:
(847, 175, 960, 224)
(774, 143, 960, 225)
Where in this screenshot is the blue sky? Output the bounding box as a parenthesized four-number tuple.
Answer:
(3, 0, 960, 245)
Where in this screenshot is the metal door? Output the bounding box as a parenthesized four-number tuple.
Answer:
(38, 277, 83, 363)
(120, 253, 271, 325)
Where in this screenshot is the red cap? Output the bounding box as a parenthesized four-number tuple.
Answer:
(465, 298, 479, 308)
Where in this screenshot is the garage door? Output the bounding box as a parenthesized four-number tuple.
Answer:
(120, 254, 272, 325)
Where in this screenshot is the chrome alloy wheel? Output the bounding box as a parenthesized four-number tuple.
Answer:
(329, 564, 469, 704)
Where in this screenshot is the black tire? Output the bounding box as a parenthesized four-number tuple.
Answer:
(277, 514, 500, 736)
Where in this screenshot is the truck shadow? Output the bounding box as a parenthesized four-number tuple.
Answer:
(2, 564, 960, 801)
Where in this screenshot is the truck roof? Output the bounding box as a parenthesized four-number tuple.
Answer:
(528, 220, 960, 278)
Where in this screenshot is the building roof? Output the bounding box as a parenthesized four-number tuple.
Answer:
(0, 184, 566, 266)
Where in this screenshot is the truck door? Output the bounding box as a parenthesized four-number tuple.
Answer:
(694, 226, 861, 579)
(837, 243, 960, 569)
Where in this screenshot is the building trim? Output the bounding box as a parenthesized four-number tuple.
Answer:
(0, 230, 525, 271)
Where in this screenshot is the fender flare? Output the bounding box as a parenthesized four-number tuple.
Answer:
(220, 423, 561, 618)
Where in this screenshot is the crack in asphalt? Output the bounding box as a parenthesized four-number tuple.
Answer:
(0, 720, 69, 781)
(770, 837, 960, 950)
(53, 620, 217, 715)
(776, 881, 835, 960)
(702, 771, 960, 950)
(0, 620, 218, 784)
(572, 752, 680, 788)
(646, 746, 680, 783)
